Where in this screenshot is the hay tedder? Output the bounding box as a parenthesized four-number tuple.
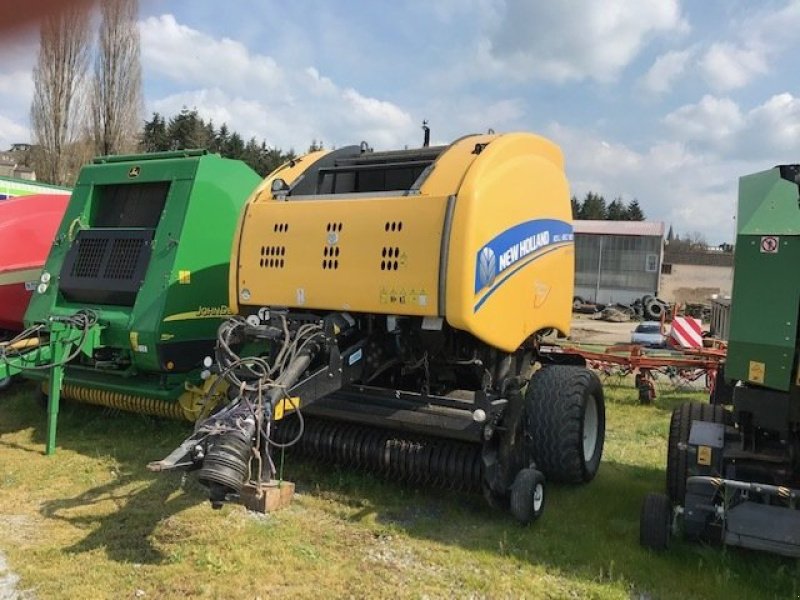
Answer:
(147, 132, 606, 523)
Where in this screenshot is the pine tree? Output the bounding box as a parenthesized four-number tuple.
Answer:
(580, 192, 607, 220)
(607, 197, 627, 220)
(626, 199, 645, 221)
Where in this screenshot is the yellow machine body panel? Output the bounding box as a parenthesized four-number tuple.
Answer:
(237, 195, 447, 315)
(231, 132, 574, 353)
(445, 133, 574, 351)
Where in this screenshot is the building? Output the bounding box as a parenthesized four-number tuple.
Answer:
(573, 220, 665, 305)
(659, 247, 734, 304)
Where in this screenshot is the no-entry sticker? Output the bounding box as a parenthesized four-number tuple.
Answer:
(760, 236, 779, 253)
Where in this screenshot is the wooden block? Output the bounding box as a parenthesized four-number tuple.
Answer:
(239, 480, 295, 513)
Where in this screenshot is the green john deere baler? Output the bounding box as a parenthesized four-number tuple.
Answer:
(0, 150, 261, 453)
(640, 164, 800, 557)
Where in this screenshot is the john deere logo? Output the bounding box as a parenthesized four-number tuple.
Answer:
(128, 166, 141, 178)
(478, 246, 497, 289)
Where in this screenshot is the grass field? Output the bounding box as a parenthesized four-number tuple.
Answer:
(0, 380, 798, 599)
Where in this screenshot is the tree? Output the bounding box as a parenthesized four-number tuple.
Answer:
(93, 0, 143, 155)
(165, 108, 211, 150)
(580, 192, 607, 220)
(141, 112, 168, 152)
(308, 139, 324, 152)
(139, 109, 297, 176)
(30, 4, 91, 185)
(626, 199, 645, 221)
(607, 197, 627, 220)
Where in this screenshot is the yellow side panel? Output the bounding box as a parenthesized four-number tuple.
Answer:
(229, 150, 330, 312)
(446, 133, 574, 352)
(237, 196, 448, 314)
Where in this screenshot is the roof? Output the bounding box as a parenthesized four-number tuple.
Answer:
(663, 248, 734, 267)
(573, 220, 665, 237)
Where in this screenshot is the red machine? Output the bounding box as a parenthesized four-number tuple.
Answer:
(0, 194, 69, 332)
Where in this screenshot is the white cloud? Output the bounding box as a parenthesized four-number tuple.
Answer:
(484, 0, 687, 83)
(699, 43, 768, 91)
(139, 15, 284, 92)
(140, 15, 416, 150)
(663, 95, 744, 145)
(698, 1, 800, 90)
(664, 93, 800, 160)
(0, 114, 30, 149)
(0, 33, 38, 146)
(548, 122, 741, 243)
(639, 48, 694, 94)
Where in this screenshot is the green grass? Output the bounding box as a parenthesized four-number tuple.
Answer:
(0, 380, 798, 599)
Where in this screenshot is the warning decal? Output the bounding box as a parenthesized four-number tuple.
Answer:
(760, 236, 779, 254)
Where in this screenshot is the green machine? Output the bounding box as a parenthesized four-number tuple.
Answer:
(640, 164, 800, 557)
(0, 150, 261, 454)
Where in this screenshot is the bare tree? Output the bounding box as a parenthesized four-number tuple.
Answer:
(30, 4, 92, 185)
(93, 0, 142, 156)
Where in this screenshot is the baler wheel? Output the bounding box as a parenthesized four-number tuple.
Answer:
(639, 492, 672, 550)
(666, 402, 726, 504)
(509, 467, 546, 525)
(0, 376, 11, 393)
(525, 366, 605, 483)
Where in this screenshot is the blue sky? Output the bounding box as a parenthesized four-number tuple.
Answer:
(3, 0, 800, 243)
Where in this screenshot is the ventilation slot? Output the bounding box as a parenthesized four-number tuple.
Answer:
(71, 238, 109, 278)
(105, 238, 145, 279)
(326, 222, 343, 232)
(273, 223, 290, 233)
(379, 246, 401, 271)
(384, 221, 403, 232)
(260, 245, 286, 269)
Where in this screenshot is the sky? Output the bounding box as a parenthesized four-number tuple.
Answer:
(2, 0, 800, 244)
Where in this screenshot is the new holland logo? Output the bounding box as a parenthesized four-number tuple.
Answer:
(478, 246, 497, 289)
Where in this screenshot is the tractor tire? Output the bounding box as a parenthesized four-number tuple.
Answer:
(666, 402, 726, 504)
(509, 468, 546, 525)
(525, 366, 605, 483)
(644, 298, 664, 320)
(640, 492, 672, 550)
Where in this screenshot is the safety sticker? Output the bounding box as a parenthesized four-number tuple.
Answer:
(760, 236, 779, 254)
(748, 360, 765, 384)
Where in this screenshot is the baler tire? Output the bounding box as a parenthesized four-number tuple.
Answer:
(666, 402, 726, 504)
(525, 366, 605, 483)
(509, 468, 546, 525)
(640, 492, 672, 550)
(0, 376, 12, 393)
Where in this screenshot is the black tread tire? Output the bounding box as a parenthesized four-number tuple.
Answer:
(525, 366, 605, 483)
(644, 299, 664, 320)
(509, 468, 546, 525)
(572, 296, 584, 309)
(0, 376, 12, 393)
(666, 402, 726, 504)
(640, 492, 672, 550)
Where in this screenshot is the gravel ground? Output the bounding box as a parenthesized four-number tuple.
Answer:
(0, 552, 22, 600)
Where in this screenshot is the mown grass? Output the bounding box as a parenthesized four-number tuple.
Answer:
(1, 380, 798, 599)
